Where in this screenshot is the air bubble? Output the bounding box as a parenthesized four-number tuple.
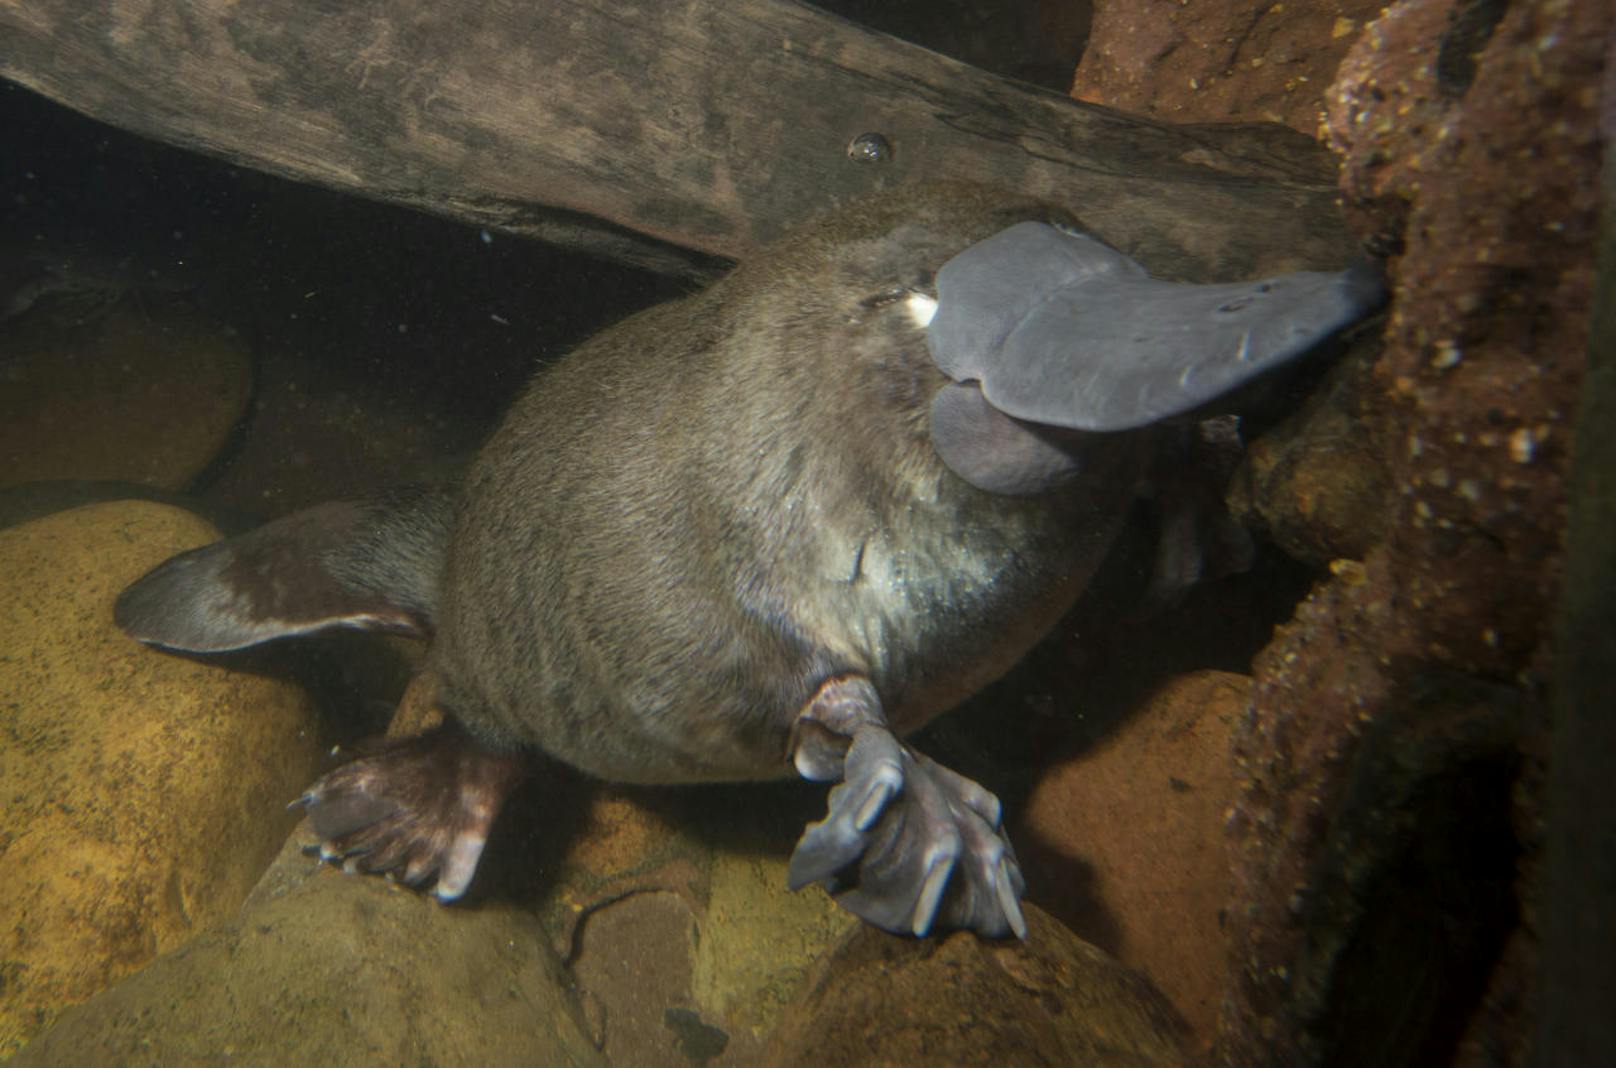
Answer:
(847, 132, 893, 164)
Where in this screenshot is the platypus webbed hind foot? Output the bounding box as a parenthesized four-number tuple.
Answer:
(293, 722, 528, 901)
(787, 676, 1027, 939)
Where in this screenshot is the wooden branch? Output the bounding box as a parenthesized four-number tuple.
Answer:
(0, 0, 1355, 277)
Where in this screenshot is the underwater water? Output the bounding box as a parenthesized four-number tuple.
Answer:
(1, 0, 1596, 1063)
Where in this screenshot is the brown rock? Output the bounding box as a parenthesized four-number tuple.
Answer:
(569, 891, 708, 1067)
(10, 828, 604, 1068)
(0, 500, 322, 1054)
(1217, 0, 1604, 1061)
(1071, 0, 1384, 134)
(760, 904, 1188, 1067)
(537, 779, 850, 1066)
(197, 342, 463, 518)
(1227, 340, 1393, 566)
(401, 691, 853, 1068)
(1017, 670, 1249, 1052)
(385, 668, 444, 736)
(506, 781, 705, 977)
(0, 305, 251, 491)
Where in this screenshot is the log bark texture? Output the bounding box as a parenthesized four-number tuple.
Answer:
(0, 0, 1353, 276)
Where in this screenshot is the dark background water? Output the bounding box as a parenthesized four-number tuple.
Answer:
(0, 78, 683, 518)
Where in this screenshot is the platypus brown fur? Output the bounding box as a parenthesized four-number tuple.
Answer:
(116, 183, 1380, 938)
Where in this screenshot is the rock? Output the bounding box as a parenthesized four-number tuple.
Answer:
(531, 776, 851, 1067)
(195, 350, 465, 519)
(389, 681, 855, 1067)
(689, 848, 854, 1062)
(384, 679, 848, 1068)
(1070, 0, 1384, 134)
(569, 891, 707, 1066)
(759, 904, 1188, 1067)
(533, 784, 704, 944)
(9, 829, 605, 1068)
(1226, 342, 1393, 567)
(1016, 670, 1249, 1051)
(0, 305, 251, 491)
(1216, 0, 1603, 1060)
(0, 500, 322, 1055)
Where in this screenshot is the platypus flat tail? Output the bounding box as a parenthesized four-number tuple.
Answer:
(115, 484, 455, 652)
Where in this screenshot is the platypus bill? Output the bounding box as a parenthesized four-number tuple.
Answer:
(116, 185, 1381, 939)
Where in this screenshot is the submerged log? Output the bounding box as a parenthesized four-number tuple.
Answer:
(0, 0, 1352, 276)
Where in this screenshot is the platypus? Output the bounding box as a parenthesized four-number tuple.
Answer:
(115, 184, 1381, 939)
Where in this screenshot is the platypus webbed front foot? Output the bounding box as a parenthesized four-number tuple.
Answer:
(786, 676, 1027, 939)
(292, 722, 528, 901)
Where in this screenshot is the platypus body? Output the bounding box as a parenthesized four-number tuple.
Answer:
(117, 184, 1380, 938)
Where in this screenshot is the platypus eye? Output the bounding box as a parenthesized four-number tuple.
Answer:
(852, 284, 938, 329)
(859, 268, 937, 309)
(859, 285, 911, 310)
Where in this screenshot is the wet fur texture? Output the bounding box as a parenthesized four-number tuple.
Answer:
(430, 185, 1147, 783)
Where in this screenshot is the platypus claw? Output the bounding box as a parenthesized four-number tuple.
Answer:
(292, 723, 527, 902)
(788, 725, 1027, 939)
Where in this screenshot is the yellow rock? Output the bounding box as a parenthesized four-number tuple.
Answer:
(0, 305, 251, 490)
(0, 500, 321, 1055)
(10, 831, 605, 1068)
(692, 850, 853, 1044)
